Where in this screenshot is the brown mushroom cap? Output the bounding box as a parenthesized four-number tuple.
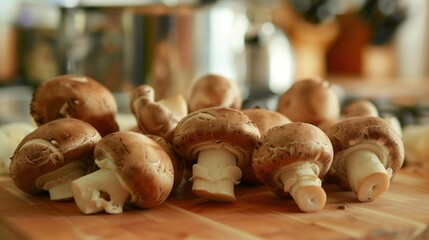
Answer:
(187, 74, 242, 113)
(276, 78, 340, 125)
(325, 116, 404, 189)
(241, 107, 291, 184)
(30, 74, 119, 137)
(130, 84, 179, 142)
(9, 118, 101, 194)
(94, 131, 174, 208)
(173, 107, 260, 169)
(343, 99, 379, 118)
(252, 122, 333, 197)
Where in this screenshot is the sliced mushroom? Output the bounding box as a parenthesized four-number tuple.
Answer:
(276, 78, 340, 125)
(9, 118, 101, 201)
(241, 107, 291, 185)
(325, 116, 404, 202)
(252, 122, 333, 212)
(0, 122, 36, 175)
(30, 74, 119, 137)
(173, 107, 260, 201)
(187, 74, 242, 113)
(130, 84, 188, 142)
(71, 131, 174, 214)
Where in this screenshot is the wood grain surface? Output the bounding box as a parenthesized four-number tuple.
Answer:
(0, 166, 428, 240)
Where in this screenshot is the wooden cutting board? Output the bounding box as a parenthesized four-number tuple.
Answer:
(0, 166, 428, 240)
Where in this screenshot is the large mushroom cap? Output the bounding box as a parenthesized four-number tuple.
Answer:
(10, 118, 101, 195)
(252, 122, 333, 197)
(187, 74, 242, 113)
(173, 107, 260, 169)
(276, 78, 340, 125)
(94, 131, 174, 208)
(30, 74, 119, 137)
(325, 116, 404, 190)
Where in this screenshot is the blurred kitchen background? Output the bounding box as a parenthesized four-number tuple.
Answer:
(1, 0, 429, 126)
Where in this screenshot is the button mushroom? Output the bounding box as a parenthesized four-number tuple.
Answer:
(30, 74, 119, 137)
(9, 118, 101, 201)
(276, 78, 340, 125)
(0, 122, 36, 174)
(342, 99, 379, 118)
(187, 74, 242, 113)
(325, 116, 404, 202)
(130, 84, 188, 142)
(241, 107, 291, 185)
(172, 107, 260, 201)
(71, 131, 174, 214)
(252, 122, 333, 212)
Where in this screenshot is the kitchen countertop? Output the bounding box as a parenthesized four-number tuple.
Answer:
(0, 166, 428, 239)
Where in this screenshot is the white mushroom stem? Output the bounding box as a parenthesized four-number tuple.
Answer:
(345, 149, 392, 202)
(191, 149, 242, 202)
(71, 158, 131, 214)
(35, 161, 86, 201)
(279, 162, 326, 213)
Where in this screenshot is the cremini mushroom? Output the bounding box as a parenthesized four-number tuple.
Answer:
(276, 78, 340, 125)
(325, 116, 404, 202)
(241, 107, 291, 185)
(172, 107, 260, 201)
(342, 99, 379, 118)
(71, 131, 174, 214)
(187, 74, 242, 113)
(130, 84, 188, 142)
(252, 122, 333, 213)
(9, 118, 101, 200)
(0, 122, 36, 174)
(30, 74, 119, 137)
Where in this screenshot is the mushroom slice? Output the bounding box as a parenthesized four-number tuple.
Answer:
(325, 116, 404, 201)
(173, 107, 260, 202)
(9, 118, 101, 201)
(71, 131, 174, 214)
(130, 84, 188, 142)
(252, 122, 333, 212)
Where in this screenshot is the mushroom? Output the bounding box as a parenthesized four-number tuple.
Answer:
(252, 122, 333, 213)
(0, 122, 36, 174)
(147, 134, 185, 190)
(9, 118, 101, 201)
(241, 107, 291, 185)
(71, 131, 174, 214)
(325, 116, 404, 202)
(30, 74, 119, 137)
(342, 99, 379, 118)
(130, 84, 188, 142)
(172, 107, 260, 201)
(187, 74, 242, 113)
(276, 78, 340, 125)
(401, 124, 429, 165)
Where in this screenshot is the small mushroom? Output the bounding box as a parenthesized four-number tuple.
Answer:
(276, 78, 340, 125)
(9, 118, 101, 200)
(252, 122, 333, 213)
(342, 99, 379, 118)
(173, 107, 260, 201)
(71, 131, 174, 214)
(30, 74, 119, 137)
(187, 74, 242, 113)
(0, 122, 36, 174)
(241, 107, 291, 184)
(325, 116, 404, 202)
(130, 84, 188, 142)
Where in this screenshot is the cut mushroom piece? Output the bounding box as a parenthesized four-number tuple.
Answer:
(9, 118, 101, 200)
(173, 107, 260, 201)
(30, 74, 119, 137)
(187, 74, 242, 113)
(325, 116, 404, 201)
(71, 131, 174, 214)
(241, 107, 291, 185)
(276, 78, 340, 125)
(0, 122, 36, 174)
(130, 84, 188, 142)
(252, 122, 333, 212)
